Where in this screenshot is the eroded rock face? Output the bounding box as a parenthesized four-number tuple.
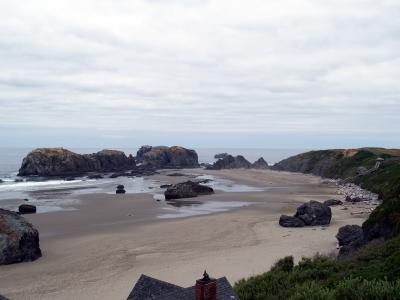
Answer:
(18, 148, 136, 176)
(136, 146, 199, 169)
(252, 157, 269, 169)
(207, 155, 252, 170)
(0, 209, 42, 265)
(336, 225, 365, 257)
(295, 201, 332, 225)
(164, 181, 214, 200)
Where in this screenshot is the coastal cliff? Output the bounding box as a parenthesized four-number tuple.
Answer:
(18, 148, 136, 176)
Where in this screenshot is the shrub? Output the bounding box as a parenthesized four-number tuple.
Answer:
(290, 282, 334, 300)
(270, 256, 294, 273)
(334, 278, 400, 300)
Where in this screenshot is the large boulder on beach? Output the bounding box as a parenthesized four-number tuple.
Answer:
(116, 185, 126, 194)
(279, 215, 305, 227)
(18, 204, 36, 214)
(252, 157, 269, 169)
(0, 209, 42, 265)
(164, 181, 214, 200)
(295, 201, 332, 225)
(136, 146, 199, 169)
(206, 155, 252, 170)
(336, 225, 365, 257)
(18, 148, 136, 176)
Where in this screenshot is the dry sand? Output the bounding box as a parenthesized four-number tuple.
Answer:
(0, 169, 371, 300)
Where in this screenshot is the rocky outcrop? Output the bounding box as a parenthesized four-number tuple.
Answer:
(18, 148, 136, 177)
(323, 199, 343, 206)
(0, 209, 42, 265)
(136, 146, 199, 169)
(206, 155, 251, 170)
(214, 153, 229, 159)
(252, 157, 269, 169)
(279, 201, 331, 227)
(164, 181, 214, 200)
(336, 225, 365, 257)
(279, 215, 305, 227)
(295, 201, 332, 225)
(18, 204, 36, 214)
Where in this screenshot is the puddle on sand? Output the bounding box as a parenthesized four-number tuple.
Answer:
(158, 201, 253, 219)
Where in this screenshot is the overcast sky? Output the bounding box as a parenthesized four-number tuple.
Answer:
(0, 0, 399, 148)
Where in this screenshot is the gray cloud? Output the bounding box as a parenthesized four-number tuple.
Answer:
(0, 0, 399, 147)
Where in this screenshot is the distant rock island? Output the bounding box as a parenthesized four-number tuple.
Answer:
(207, 154, 268, 170)
(18, 148, 136, 177)
(18, 146, 199, 177)
(136, 145, 199, 169)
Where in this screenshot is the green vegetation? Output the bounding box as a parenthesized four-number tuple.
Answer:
(236, 148, 400, 299)
(235, 236, 400, 299)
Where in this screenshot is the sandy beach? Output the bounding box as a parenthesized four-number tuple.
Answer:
(0, 169, 372, 300)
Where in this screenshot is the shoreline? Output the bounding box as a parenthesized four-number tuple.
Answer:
(0, 169, 372, 300)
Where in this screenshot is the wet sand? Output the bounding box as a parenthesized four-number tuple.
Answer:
(0, 169, 370, 300)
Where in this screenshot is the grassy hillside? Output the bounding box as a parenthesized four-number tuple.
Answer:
(273, 148, 400, 240)
(235, 148, 400, 299)
(235, 236, 400, 300)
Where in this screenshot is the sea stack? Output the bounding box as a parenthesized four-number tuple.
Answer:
(135, 145, 199, 169)
(18, 148, 136, 177)
(207, 154, 252, 170)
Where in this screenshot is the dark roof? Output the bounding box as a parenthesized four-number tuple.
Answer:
(127, 275, 184, 300)
(0, 295, 9, 300)
(127, 274, 239, 300)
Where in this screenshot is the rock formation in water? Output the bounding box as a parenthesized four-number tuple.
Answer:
(164, 181, 214, 200)
(135, 145, 199, 169)
(18, 148, 136, 177)
(207, 155, 252, 170)
(0, 209, 42, 265)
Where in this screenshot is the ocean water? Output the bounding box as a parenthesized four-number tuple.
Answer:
(0, 147, 305, 178)
(0, 147, 305, 215)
